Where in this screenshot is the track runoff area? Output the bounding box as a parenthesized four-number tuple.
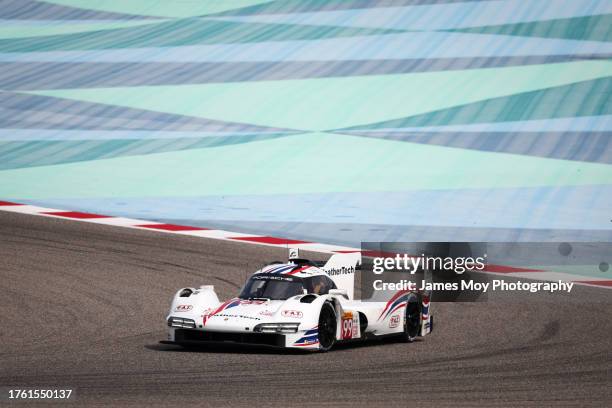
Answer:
(0, 202, 610, 406)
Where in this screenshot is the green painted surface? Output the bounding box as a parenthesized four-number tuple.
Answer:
(0, 133, 294, 170)
(0, 0, 610, 252)
(1, 132, 611, 199)
(29, 60, 612, 132)
(342, 77, 612, 129)
(45, 0, 275, 18)
(453, 13, 612, 42)
(0, 19, 165, 40)
(0, 18, 400, 52)
(210, 0, 375, 16)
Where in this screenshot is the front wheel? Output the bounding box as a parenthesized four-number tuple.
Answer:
(317, 302, 337, 351)
(403, 301, 421, 342)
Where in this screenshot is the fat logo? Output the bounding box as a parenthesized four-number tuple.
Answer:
(281, 310, 303, 318)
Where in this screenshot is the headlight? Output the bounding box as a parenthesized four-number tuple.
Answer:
(253, 323, 300, 334)
(168, 316, 196, 329)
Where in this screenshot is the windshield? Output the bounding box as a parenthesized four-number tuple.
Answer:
(239, 275, 305, 300)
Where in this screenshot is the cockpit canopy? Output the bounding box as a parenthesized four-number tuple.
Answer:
(239, 274, 336, 300)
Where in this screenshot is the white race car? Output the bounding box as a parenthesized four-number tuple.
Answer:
(163, 250, 433, 351)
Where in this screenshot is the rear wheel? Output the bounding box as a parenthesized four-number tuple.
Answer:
(318, 303, 337, 351)
(403, 301, 421, 343)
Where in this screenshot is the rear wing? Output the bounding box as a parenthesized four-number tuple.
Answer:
(321, 253, 360, 300)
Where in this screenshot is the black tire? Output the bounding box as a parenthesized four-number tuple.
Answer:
(317, 302, 337, 352)
(403, 300, 421, 343)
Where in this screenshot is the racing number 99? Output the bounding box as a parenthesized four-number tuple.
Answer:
(341, 315, 353, 340)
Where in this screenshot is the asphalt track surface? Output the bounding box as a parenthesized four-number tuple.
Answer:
(1, 212, 610, 407)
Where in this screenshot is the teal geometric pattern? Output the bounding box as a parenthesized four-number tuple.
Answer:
(451, 13, 612, 42)
(338, 77, 611, 129)
(0, 0, 610, 253)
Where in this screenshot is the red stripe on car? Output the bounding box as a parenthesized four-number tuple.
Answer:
(286, 266, 311, 275)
